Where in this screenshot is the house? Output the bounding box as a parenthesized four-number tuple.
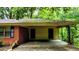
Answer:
(0, 19, 79, 45)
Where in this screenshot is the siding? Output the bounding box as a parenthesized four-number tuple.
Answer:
(53, 27, 59, 39)
(36, 27, 48, 40)
(29, 26, 55, 40)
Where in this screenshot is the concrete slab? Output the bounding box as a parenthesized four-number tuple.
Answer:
(12, 40, 79, 51)
(50, 40, 68, 47)
(15, 40, 68, 48)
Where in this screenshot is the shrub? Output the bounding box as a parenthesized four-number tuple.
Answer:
(74, 38, 79, 48)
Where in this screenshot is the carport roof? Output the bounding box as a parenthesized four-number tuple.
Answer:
(0, 19, 79, 27)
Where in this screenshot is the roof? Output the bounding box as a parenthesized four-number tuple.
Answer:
(0, 19, 79, 27)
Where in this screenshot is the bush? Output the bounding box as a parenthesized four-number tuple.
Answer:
(74, 38, 79, 48)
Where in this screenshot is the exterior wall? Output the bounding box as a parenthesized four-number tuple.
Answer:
(29, 26, 57, 40)
(2, 26, 20, 45)
(53, 27, 59, 40)
(36, 27, 48, 40)
(2, 26, 60, 45)
(2, 26, 29, 45)
(18, 27, 29, 44)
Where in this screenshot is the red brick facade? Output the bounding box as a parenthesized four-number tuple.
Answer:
(2, 26, 20, 45)
(2, 26, 29, 45)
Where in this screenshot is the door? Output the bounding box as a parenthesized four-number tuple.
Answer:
(48, 29, 53, 39)
(30, 28, 35, 39)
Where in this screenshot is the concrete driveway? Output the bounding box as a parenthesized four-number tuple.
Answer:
(12, 40, 79, 51)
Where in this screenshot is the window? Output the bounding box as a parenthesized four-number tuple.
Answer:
(5, 27, 11, 38)
(5, 26, 14, 38)
(0, 26, 14, 38)
(10, 26, 14, 38)
(0, 27, 4, 38)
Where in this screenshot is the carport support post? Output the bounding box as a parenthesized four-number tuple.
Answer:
(67, 25, 71, 44)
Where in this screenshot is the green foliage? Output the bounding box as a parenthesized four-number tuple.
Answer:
(0, 7, 79, 20)
(74, 38, 79, 48)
